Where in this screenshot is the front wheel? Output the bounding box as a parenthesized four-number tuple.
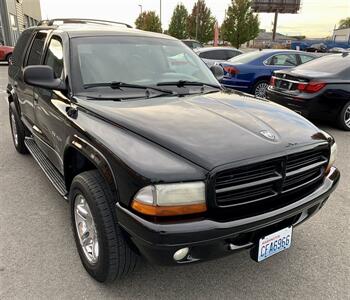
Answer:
(253, 80, 269, 98)
(70, 170, 138, 282)
(337, 101, 350, 131)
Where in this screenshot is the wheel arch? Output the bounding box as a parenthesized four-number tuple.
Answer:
(63, 137, 119, 201)
(252, 75, 271, 87)
(7, 88, 21, 116)
(5, 52, 13, 61)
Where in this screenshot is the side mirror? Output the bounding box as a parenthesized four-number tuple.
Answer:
(210, 65, 224, 82)
(23, 65, 66, 91)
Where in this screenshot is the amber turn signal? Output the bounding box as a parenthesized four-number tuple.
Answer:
(131, 200, 207, 217)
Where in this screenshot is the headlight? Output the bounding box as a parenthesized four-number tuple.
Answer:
(321, 131, 337, 174)
(131, 182, 206, 216)
(326, 140, 337, 174)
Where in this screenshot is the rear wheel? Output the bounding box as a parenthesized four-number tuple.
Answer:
(9, 103, 28, 154)
(337, 101, 350, 131)
(6, 53, 13, 64)
(253, 80, 269, 98)
(70, 170, 138, 282)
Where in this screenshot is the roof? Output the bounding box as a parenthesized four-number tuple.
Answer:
(36, 18, 176, 40)
(195, 47, 242, 53)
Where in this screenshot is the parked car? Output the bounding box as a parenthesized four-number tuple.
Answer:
(0, 45, 14, 63)
(7, 18, 339, 283)
(220, 49, 318, 98)
(267, 53, 350, 131)
(194, 47, 243, 67)
(306, 43, 327, 53)
(182, 39, 203, 49)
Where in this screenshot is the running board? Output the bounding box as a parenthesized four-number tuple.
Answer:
(25, 138, 68, 200)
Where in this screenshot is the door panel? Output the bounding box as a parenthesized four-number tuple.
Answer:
(17, 31, 47, 126)
(34, 36, 67, 174)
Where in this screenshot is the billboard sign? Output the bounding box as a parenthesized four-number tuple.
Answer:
(251, 0, 301, 13)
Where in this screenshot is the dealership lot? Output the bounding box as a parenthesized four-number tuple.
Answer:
(0, 64, 349, 299)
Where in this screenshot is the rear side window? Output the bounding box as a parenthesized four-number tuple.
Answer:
(26, 32, 47, 66)
(225, 50, 240, 60)
(44, 37, 64, 78)
(11, 29, 33, 66)
(267, 54, 297, 66)
(299, 54, 315, 64)
(200, 50, 227, 60)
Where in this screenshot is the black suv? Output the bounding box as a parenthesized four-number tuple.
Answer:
(7, 19, 339, 283)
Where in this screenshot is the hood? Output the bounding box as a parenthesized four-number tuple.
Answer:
(76, 91, 326, 170)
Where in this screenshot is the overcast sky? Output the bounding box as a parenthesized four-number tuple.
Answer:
(40, 0, 350, 38)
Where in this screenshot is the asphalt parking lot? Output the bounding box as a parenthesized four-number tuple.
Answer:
(0, 63, 349, 299)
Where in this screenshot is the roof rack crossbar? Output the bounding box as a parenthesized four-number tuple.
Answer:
(37, 18, 133, 28)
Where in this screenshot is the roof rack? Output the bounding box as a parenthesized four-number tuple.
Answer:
(37, 18, 133, 28)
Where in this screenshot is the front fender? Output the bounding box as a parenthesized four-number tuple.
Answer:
(68, 109, 207, 206)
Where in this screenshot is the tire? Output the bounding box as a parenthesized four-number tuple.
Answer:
(253, 80, 269, 98)
(6, 53, 13, 64)
(9, 102, 28, 154)
(69, 170, 138, 282)
(337, 101, 350, 131)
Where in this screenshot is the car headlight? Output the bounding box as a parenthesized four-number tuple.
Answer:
(321, 131, 337, 174)
(326, 140, 337, 174)
(131, 182, 207, 216)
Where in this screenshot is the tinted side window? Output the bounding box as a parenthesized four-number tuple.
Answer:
(26, 32, 47, 66)
(267, 54, 297, 66)
(225, 50, 240, 60)
(299, 55, 315, 64)
(200, 50, 227, 60)
(193, 42, 202, 49)
(11, 29, 34, 66)
(44, 37, 64, 78)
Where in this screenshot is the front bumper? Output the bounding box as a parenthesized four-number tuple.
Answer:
(116, 167, 340, 265)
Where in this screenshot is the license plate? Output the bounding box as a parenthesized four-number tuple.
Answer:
(257, 227, 292, 262)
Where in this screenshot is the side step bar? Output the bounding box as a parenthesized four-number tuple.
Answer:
(25, 138, 68, 200)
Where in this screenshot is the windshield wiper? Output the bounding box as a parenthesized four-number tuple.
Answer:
(157, 80, 222, 89)
(83, 81, 174, 95)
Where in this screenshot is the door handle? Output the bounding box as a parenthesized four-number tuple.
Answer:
(34, 93, 39, 103)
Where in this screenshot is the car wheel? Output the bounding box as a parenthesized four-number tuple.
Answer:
(9, 102, 28, 154)
(70, 170, 138, 282)
(337, 101, 350, 131)
(253, 80, 269, 98)
(6, 53, 13, 64)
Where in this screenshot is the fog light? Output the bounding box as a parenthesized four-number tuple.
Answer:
(173, 247, 189, 261)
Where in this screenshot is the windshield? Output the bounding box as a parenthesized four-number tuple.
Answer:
(228, 51, 262, 64)
(71, 36, 219, 95)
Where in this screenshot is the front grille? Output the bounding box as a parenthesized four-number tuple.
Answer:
(282, 149, 328, 193)
(214, 147, 329, 212)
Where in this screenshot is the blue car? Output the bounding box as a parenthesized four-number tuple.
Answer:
(220, 50, 317, 97)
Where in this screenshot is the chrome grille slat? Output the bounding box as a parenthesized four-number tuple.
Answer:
(215, 147, 329, 208)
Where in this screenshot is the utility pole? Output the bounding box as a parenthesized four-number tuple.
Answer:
(159, 0, 162, 29)
(272, 10, 278, 41)
(195, 1, 199, 40)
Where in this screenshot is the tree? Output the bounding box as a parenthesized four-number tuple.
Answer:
(135, 11, 162, 33)
(187, 0, 216, 43)
(339, 17, 350, 29)
(221, 0, 260, 48)
(168, 4, 189, 39)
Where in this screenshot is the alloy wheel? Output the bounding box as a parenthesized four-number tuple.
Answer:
(255, 82, 269, 98)
(74, 194, 99, 264)
(344, 104, 350, 129)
